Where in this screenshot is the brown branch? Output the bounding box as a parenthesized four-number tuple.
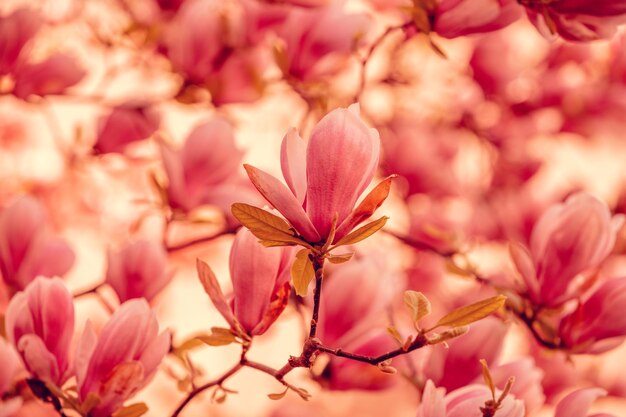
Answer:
(170, 363, 243, 417)
(73, 283, 105, 298)
(308, 255, 325, 339)
(517, 310, 563, 350)
(165, 225, 238, 253)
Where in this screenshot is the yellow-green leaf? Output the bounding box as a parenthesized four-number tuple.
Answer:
(387, 326, 403, 344)
(327, 252, 354, 264)
(291, 249, 315, 297)
(480, 359, 496, 403)
(332, 216, 388, 248)
(79, 392, 101, 414)
(268, 388, 288, 400)
(260, 240, 297, 248)
(197, 327, 238, 346)
(111, 402, 148, 417)
(403, 291, 431, 324)
(231, 203, 306, 246)
(429, 295, 506, 331)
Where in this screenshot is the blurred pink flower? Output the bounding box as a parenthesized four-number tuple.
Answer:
(510, 192, 622, 307)
(559, 277, 626, 353)
(197, 228, 293, 336)
(490, 359, 545, 414)
(0, 8, 42, 75)
(0, 338, 23, 417)
(417, 380, 525, 417)
(521, 0, 626, 41)
(105, 239, 172, 303)
(0, 195, 75, 291)
(12, 53, 85, 99)
(554, 387, 616, 417)
(245, 105, 384, 243)
(93, 103, 160, 154)
(434, 0, 522, 38)
(275, 4, 368, 81)
(160, 117, 259, 224)
(5, 277, 74, 386)
(76, 299, 170, 417)
(423, 317, 508, 391)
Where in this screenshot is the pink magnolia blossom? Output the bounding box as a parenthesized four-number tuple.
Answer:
(554, 387, 616, 417)
(12, 53, 85, 99)
(105, 239, 172, 303)
(0, 8, 42, 75)
(521, 0, 626, 41)
(76, 299, 170, 417)
(559, 277, 626, 353)
(0, 338, 23, 417)
(433, 0, 522, 38)
(417, 380, 525, 417)
(5, 277, 74, 386)
(0, 195, 75, 291)
(93, 103, 160, 154)
(423, 317, 508, 391)
(197, 228, 293, 336)
(510, 192, 622, 307)
(160, 117, 260, 223)
(275, 4, 368, 81)
(244, 105, 384, 243)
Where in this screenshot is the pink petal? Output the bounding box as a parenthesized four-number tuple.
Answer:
(417, 380, 446, 417)
(244, 164, 320, 242)
(280, 128, 307, 205)
(17, 334, 59, 383)
(196, 258, 238, 330)
(555, 388, 607, 417)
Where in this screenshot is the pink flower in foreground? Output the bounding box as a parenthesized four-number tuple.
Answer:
(510, 192, 622, 307)
(433, 0, 522, 38)
(417, 380, 525, 417)
(0, 338, 23, 417)
(275, 5, 368, 81)
(197, 228, 293, 336)
(521, 0, 626, 41)
(559, 277, 626, 353)
(105, 240, 172, 303)
(0, 8, 42, 75)
(244, 105, 385, 244)
(554, 387, 616, 417)
(160, 117, 260, 223)
(0, 195, 75, 291)
(5, 277, 74, 386)
(12, 53, 85, 99)
(93, 103, 160, 154)
(76, 299, 170, 417)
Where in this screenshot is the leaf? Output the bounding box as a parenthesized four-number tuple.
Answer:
(231, 203, 307, 246)
(197, 327, 238, 346)
(332, 216, 388, 248)
(260, 240, 297, 248)
(268, 388, 288, 400)
(111, 402, 149, 417)
(79, 392, 101, 414)
(387, 326, 403, 344)
(291, 249, 315, 297)
(429, 295, 506, 331)
(294, 387, 311, 401)
(336, 176, 395, 236)
(327, 252, 354, 264)
(403, 291, 431, 324)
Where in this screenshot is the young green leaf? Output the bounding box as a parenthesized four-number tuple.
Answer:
(429, 295, 506, 330)
(267, 388, 288, 400)
(231, 203, 307, 246)
(291, 249, 315, 297)
(480, 359, 496, 404)
(111, 402, 149, 417)
(327, 252, 354, 264)
(332, 216, 388, 248)
(403, 291, 431, 324)
(197, 327, 238, 346)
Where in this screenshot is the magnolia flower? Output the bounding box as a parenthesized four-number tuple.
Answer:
(5, 277, 74, 386)
(12, 53, 85, 99)
(510, 192, 622, 307)
(105, 239, 172, 303)
(0, 195, 75, 291)
(559, 277, 626, 353)
(417, 380, 525, 417)
(433, 0, 522, 38)
(197, 228, 293, 336)
(0, 7, 42, 75)
(93, 102, 160, 154)
(244, 104, 386, 244)
(76, 299, 170, 417)
(554, 387, 616, 417)
(520, 0, 626, 41)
